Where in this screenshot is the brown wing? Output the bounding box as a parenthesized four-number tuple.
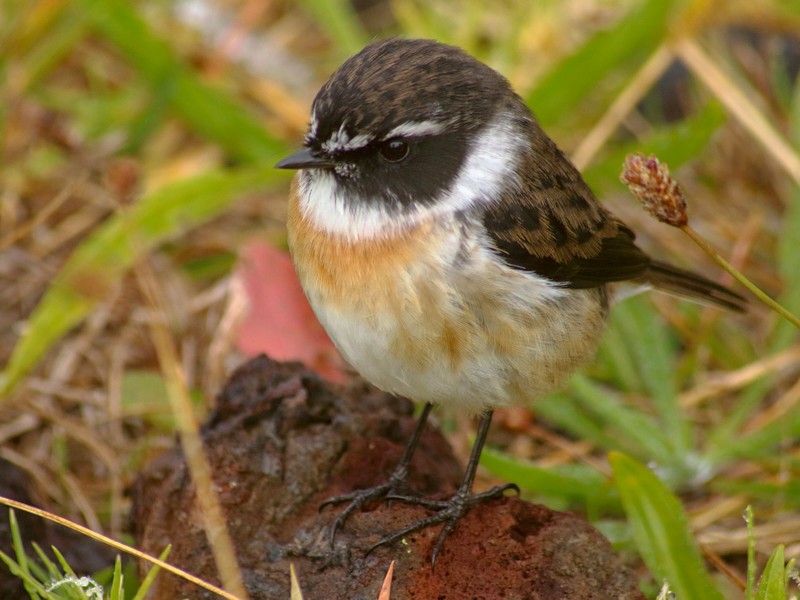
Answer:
(481, 132, 651, 288)
(481, 186, 747, 311)
(479, 132, 746, 310)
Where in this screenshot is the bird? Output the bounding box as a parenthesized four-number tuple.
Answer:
(275, 38, 745, 564)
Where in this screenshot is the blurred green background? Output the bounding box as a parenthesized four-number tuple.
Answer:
(1, 0, 799, 597)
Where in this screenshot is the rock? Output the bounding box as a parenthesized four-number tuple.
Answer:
(132, 355, 644, 599)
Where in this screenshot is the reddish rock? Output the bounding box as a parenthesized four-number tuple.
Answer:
(132, 355, 644, 599)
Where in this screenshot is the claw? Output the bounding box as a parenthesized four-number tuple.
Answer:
(322, 481, 401, 546)
(367, 482, 516, 566)
(383, 494, 449, 510)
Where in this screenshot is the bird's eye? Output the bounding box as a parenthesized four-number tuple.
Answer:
(379, 139, 410, 163)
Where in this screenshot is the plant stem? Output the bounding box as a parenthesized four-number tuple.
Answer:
(681, 225, 800, 329)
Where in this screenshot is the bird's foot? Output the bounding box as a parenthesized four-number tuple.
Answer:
(320, 467, 419, 547)
(371, 482, 519, 565)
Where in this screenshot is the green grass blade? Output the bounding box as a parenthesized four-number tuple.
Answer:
(0, 167, 282, 398)
(32, 543, 60, 581)
(755, 545, 785, 600)
(9, 510, 32, 581)
(0, 550, 50, 599)
(710, 406, 800, 464)
(705, 381, 771, 464)
(594, 317, 644, 394)
(609, 452, 725, 600)
(570, 375, 675, 466)
(480, 445, 618, 511)
(108, 556, 123, 600)
(525, 0, 676, 127)
(83, 0, 286, 163)
(609, 297, 689, 453)
(770, 188, 800, 351)
(536, 391, 631, 452)
(131, 545, 170, 600)
(770, 81, 800, 350)
(49, 547, 76, 578)
(11, 4, 91, 93)
(712, 479, 800, 508)
(2, 511, 50, 598)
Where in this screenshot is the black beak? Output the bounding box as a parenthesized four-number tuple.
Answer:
(275, 148, 334, 170)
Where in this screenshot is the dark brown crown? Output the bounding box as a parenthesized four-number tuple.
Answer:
(308, 38, 511, 148)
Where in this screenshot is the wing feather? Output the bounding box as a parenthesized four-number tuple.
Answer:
(481, 132, 651, 288)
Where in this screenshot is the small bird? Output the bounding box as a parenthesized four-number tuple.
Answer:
(276, 38, 745, 563)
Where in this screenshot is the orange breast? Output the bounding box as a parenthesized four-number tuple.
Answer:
(286, 183, 474, 373)
(287, 185, 434, 314)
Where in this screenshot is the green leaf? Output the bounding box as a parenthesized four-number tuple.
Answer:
(705, 379, 770, 465)
(50, 546, 76, 578)
(712, 479, 800, 508)
(1, 511, 48, 598)
(594, 317, 644, 394)
(32, 543, 61, 582)
(610, 452, 725, 600)
(121, 370, 204, 430)
(584, 101, 728, 193)
(526, 0, 677, 127)
(755, 545, 785, 600)
(9, 510, 32, 581)
(775, 0, 800, 19)
(0, 167, 281, 399)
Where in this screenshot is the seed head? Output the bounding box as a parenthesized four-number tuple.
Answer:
(620, 153, 688, 227)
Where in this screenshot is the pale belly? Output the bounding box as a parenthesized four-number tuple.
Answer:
(308, 281, 606, 414)
(297, 242, 607, 413)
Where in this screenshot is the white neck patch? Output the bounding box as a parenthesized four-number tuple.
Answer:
(297, 111, 525, 241)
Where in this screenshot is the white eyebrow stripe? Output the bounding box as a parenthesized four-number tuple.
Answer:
(384, 120, 445, 139)
(317, 119, 444, 154)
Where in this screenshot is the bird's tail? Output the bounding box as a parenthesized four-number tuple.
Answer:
(644, 261, 747, 313)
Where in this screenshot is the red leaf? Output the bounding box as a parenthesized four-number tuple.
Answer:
(235, 240, 346, 382)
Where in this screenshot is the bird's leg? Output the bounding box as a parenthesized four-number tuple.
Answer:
(321, 402, 434, 546)
(371, 409, 519, 565)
